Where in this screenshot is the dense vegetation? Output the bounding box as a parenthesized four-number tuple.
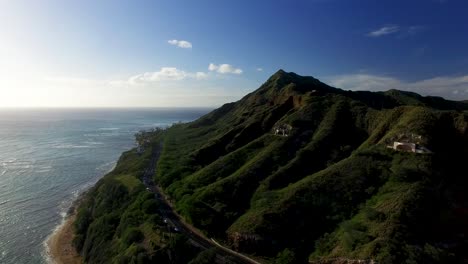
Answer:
(155, 70, 468, 263)
(72, 131, 212, 263)
(75, 70, 468, 263)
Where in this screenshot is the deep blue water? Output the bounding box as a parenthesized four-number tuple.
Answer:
(0, 108, 209, 264)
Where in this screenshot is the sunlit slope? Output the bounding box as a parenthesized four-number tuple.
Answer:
(156, 70, 468, 263)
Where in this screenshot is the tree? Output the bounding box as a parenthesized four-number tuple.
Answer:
(274, 248, 297, 264)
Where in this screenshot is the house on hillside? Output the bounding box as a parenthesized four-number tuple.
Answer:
(273, 123, 292, 137)
(392, 142, 416, 152)
(386, 132, 432, 154)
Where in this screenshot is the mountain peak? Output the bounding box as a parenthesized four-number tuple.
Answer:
(275, 69, 286, 74)
(258, 70, 334, 98)
(270, 69, 300, 79)
(265, 70, 304, 86)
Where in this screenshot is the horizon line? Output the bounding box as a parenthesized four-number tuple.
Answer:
(0, 106, 218, 110)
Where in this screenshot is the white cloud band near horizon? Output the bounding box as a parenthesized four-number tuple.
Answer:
(3, 67, 250, 107)
(167, 39, 192, 49)
(208, 63, 243, 74)
(126, 67, 208, 85)
(326, 73, 468, 100)
(4, 67, 468, 108)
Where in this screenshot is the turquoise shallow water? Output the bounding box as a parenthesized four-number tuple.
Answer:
(0, 108, 209, 264)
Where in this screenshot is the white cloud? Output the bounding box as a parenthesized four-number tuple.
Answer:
(367, 25, 400, 37)
(129, 67, 186, 84)
(126, 67, 208, 85)
(20, 71, 255, 107)
(326, 73, 468, 100)
(327, 74, 401, 91)
(195, 72, 208, 80)
(208, 63, 218, 72)
(208, 63, 243, 74)
(167, 39, 192, 49)
(256, 68, 264, 72)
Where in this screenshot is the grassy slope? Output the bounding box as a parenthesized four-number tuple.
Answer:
(155, 70, 468, 263)
(72, 131, 208, 263)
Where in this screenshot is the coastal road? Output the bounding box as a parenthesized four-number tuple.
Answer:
(141, 143, 261, 264)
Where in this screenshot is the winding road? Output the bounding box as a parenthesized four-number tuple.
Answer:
(141, 143, 261, 264)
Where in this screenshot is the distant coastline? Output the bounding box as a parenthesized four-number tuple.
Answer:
(0, 108, 205, 264)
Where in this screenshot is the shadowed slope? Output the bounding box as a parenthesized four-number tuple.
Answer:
(155, 70, 468, 263)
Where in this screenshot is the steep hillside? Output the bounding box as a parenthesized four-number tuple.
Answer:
(155, 70, 468, 263)
(71, 131, 214, 263)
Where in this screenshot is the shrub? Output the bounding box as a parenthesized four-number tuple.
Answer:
(274, 248, 297, 264)
(142, 199, 159, 214)
(188, 248, 217, 264)
(122, 227, 144, 246)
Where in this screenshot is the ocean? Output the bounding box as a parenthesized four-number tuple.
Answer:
(0, 108, 209, 264)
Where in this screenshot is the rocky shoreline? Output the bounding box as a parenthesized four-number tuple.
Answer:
(45, 194, 86, 264)
(46, 213, 82, 264)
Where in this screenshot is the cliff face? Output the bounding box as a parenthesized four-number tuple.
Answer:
(155, 70, 468, 263)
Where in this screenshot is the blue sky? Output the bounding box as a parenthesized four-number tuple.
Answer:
(1, 0, 468, 107)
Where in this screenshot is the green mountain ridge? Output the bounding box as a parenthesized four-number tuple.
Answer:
(73, 70, 468, 263)
(156, 70, 468, 263)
